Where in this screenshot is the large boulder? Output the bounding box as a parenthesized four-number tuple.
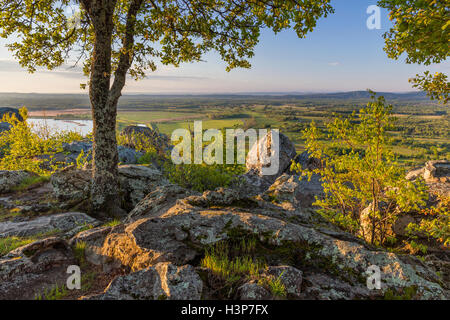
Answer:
(266, 265, 303, 297)
(0, 107, 23, 122)
(264, 173, 324, 208)
(90, 262, 202, 300)
(240, 131, 297, 194)
(121, 125, 170, 154)
(237, 282, 271, 300)
(0, 170, 38, 194)
(0, 237, 75, 300)
(0, 212, 100, 239)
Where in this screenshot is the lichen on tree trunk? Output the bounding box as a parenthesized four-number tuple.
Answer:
(86, 0, 121, 213)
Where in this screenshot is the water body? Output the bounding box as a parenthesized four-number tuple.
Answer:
(28, 118, 93, 136)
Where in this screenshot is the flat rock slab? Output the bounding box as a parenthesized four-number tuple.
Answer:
(0, 212, 99, 238)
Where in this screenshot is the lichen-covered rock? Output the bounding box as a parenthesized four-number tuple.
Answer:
(120, 125, 171, 154)
(118, 164, 170, 208)
(267, 265, 303, 297)
(0, 212, 100, 239)
(242, 131, 297, 194)
(51, 164, 170, 209)
(0, 170, 38, 194)
(238, 282, 271, 300)
(0, 237, 75, 300)
(92, 262, 202, 300)
(100, 190, 446, 299)
(126, 184, 199, 222)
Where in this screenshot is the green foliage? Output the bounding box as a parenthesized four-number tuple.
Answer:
(35, 283, 68, 300)
(73, 241, 87, 266)
(409, 71, 449, 104)
(378, 0, 449, 104)
(11, 175, 50, 192)
(297, 93, 428, 245)
(384, 285, 418, 300)
(0, 1, 334, 78)
(103, 219, 122, 228)
(201, 238, 287, 298)
(0, 107, 84, 174)
(0, 236, 34, 256)
(378, 0, 449, 65)
(164, 162, 244, 193)
(406, 196, 450, 247)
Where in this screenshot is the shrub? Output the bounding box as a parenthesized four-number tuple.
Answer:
(296, 93, 428, 245)
(0, 107, 84, 174)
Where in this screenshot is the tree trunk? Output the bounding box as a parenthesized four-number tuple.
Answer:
(87, 1, 120, 214)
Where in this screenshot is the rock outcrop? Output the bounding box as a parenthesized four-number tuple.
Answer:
(0, 237, 75, 300)
(96, 188, 446, 300)
(0, 170, 37, 193)
(0, 212, 100, 239)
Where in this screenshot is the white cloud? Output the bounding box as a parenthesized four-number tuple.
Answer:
(328, 62, 340, 67)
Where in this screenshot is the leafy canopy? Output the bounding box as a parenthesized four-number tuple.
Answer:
(378, 0, 449, 103)
(0, 0, 334, 80)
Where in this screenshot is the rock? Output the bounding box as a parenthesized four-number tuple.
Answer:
(245, 130, 296, 183)
(69, 226, 120, 271)
(121, 125, 170, 154)
(238, 282, 271, 300)
(406, 160, 449, 198)
(92, 262, 202, 300)
(264, 173, 324, 208)
(0, 107, 23, 122)
(118, 165, 170, 208)
(423, 160, 450, 183)
(126, 184, 199, 222)
(392, 215, 417, 238)
(51, 166, 91, 203)
(267, 265, 303, 297)
(0, 122, 12, 133)
(302, 273, 373, 300)
(0, 212, 100, 239)
(0, 237, 75, 299)
(0, 170, 38, 194)
(48, 141, 144, 166)
(51, 164, 170, 209)
(99, 190, 445, 299)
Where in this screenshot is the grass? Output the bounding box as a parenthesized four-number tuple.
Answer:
(35, 283, 68, 300)
(103, 219, 121, 228)
(12, 175, 50, 192)
(200, 240, 287, 298)
(73, 241, 87, 266)
(0, 236, 34, 256)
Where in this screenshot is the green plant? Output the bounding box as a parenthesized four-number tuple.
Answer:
(297, 93, 428, 245)
(0, 236, 34, 256)
(103, 219, 122, 228)
(12, 175, 50, 192)
(406, 196, 450, 248)
(73, 241, 87, 266)
(0, 107, 85, 174)
(259, 273, 287, 298)
(35, 283, 68, 300)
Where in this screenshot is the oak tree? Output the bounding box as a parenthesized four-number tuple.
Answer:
(0, 0, 334, 213)
(378, 0, 449, 103)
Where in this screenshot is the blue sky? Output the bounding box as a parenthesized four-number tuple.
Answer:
(0, 0, 447, 94)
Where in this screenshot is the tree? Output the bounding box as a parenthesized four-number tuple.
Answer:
(0, 0, 334, 214)
(378, 0, 449, 104)
(296, 93, 427, 245)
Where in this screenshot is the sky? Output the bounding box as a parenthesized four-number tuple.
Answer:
(0, 0, 447, 94)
